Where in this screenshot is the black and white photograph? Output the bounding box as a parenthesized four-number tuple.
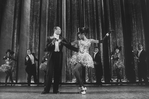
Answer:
(0, 0, 149, 99)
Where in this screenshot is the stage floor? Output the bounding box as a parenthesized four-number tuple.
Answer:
(0, 85, 149, 99)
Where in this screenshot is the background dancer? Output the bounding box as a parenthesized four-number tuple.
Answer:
(0, 49, 15, 86)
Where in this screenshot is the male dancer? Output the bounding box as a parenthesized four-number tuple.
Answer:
(93, 47, 103, 86)
(137, 44, 148, 85)
(25, 49, 38, 86)
(41, 26, 78, 94)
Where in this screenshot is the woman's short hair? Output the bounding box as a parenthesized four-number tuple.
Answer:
(79, 27, 89, 34)
(6, 49, 14, 55)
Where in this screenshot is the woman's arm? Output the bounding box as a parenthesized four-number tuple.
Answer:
(90, 39, 99, 44)
(91, 32, 110, 43)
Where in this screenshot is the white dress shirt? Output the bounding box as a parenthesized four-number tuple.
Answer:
(93, 52, 98, 59)
(138, 49, 143, 57)
(53, 33, 61, 52)
(54, 40, 61, 52)
(28, 54, 35, 64)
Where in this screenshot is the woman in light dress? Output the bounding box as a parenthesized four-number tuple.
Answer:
(70, 27, 109, 94)
(0, 49, 15, 86)
(39, 49, 49, 86)
(111, 46, 124, 83)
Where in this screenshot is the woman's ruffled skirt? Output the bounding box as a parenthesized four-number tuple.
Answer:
(0, 64, 11, 72)
(114, 60, 124, 69)
(39, 61, 47, 71)
(69, 52, 94, 68)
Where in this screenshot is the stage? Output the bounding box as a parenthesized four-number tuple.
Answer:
(0, 85, 149, 99)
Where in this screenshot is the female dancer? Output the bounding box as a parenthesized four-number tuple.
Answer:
(0, 49, 15, 86)
(111, 46, 124, 83)
(70, 27, 109, 94)
(40, 49, 49, 86)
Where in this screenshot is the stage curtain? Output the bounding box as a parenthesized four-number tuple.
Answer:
(64, 0, 148, 83)
(0, 0, 149, 83)
(0, 0, 16, 82)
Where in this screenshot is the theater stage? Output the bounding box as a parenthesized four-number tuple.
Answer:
(0, 84, 149, 99)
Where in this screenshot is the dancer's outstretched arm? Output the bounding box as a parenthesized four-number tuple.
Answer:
(62, 38, 78, 52)
(90, 32, 110, 44)
(90, 39, 103, 44)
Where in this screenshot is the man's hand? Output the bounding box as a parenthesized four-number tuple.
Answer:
(26, 56, 29, 61)
(52, 38, 57, 45)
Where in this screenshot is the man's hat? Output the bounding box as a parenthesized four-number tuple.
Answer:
(79, 27, 89, 34)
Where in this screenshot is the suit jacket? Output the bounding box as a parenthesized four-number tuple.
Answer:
(137, 50, 147, 68)
(25, 53, 38, 74)
(93, 51, 103, 76)
(46, 36, 78, 52)
(93, 52, 102, 65)
(45, 36, 78, 70)
(138, 50, 146, 63)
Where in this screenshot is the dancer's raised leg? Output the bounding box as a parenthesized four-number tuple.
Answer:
(73, 63, 87, 94)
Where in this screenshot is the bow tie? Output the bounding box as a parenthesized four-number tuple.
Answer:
(54, 38, 60, 41)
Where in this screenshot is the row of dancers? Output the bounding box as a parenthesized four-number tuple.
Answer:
(40, 26, 148, 94)
(0, 26, 148, 95)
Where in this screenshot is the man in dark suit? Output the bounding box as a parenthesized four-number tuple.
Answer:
(93, 47, 103, 86)
(137, 44, 148, 84)
(41, 26, 78, 94)
(25, 49, 38, 86)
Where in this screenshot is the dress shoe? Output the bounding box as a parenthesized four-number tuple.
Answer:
(41, 91, 49, 94)
(80, 86, 87, 95)
(81, 90, 86, 95)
